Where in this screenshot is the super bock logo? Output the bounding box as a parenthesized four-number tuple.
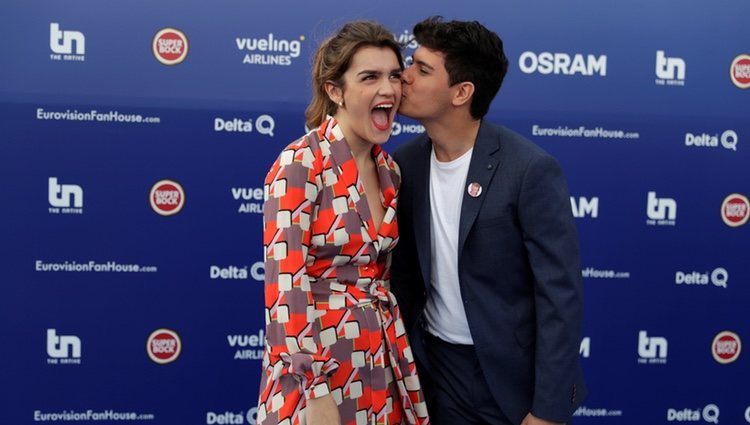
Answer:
(150, 179, 185, 216)
(147, 329, 181, 364)
(713, 331, 741, 364)
(153, 28, 188, 65)
(722, 193, 749, 227)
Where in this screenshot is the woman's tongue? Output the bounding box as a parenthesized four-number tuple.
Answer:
(371, 108, 391, 131)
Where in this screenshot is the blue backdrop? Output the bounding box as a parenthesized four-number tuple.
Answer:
(1, 0, 748, 424)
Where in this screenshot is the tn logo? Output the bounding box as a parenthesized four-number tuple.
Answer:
(49, 177, 83, 208)
(638, 330, 667, 359)
(47, 329, 81, 358)
(647, 191, 676, 220)
(50, 23, 85, 55)
(656, 50, 685, 80)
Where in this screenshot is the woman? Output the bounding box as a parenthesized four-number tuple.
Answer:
(257, 21, 430, 425)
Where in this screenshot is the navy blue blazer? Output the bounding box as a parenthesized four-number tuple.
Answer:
(391, 120, 586, 424)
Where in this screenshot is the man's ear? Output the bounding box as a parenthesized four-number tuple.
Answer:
(452, 81, 475, 107)
(325, 81, 343, 105)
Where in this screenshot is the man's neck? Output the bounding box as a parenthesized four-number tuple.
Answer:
(423, 115, 481, 162)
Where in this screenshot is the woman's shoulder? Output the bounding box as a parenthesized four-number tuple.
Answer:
(281, 126, 323, 153)
(273, 126, 327, 165)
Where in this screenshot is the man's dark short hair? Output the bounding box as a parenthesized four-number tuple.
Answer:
(413, 16, 509, 119)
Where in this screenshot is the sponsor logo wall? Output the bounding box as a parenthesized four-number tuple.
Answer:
(1, 1, 747, 424)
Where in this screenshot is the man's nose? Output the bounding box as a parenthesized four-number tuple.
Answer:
(401, 67, 413, 84)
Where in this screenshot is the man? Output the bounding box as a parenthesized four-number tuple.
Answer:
(390, 16, 586, 425)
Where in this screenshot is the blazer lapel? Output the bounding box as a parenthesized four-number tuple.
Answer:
(458, 121, 500, 254)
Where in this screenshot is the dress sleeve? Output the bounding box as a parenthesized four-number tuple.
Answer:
(262, 140, 339, 400)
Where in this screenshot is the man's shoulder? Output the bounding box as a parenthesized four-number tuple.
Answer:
(393, 133, 429, 162)
(482, 120, 549, 159)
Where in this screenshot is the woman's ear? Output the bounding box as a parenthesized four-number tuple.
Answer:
(325, 81, 343, 106)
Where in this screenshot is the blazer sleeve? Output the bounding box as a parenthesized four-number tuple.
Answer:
(518, 153, 585, 422)
(389, 215, 421, 328)
(388, 151, 423, 329)
(262, 141, 339, 400)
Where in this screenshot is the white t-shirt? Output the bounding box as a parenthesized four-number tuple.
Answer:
(424, 147, 474, 345)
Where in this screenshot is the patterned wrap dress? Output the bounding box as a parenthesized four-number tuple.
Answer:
(257, 117, 430, 425)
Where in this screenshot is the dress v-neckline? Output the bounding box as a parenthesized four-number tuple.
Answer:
(321, 117, 397, 246)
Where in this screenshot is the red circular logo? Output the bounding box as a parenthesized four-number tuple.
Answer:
(153, 28, 188, 65)
(712, 331, 741, 364)
(721, 193, 749, 227)
(147, 328, 181, 364)
(730, 54, 750, 89)
(150, 179, 185, 216)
